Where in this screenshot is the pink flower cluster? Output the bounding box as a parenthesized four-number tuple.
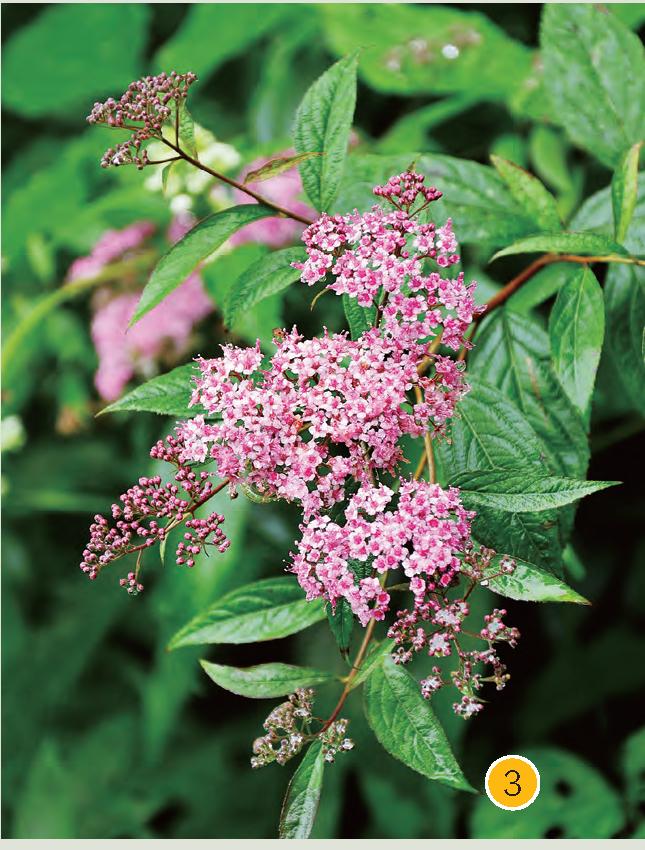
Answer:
(291, 480, 472, 626)
(293, 171, 482, 352)
(80, 434, 229, 591)
(79, 170, 520, 718)
(177, 325, 465, 518)
(87, 71, 197, 168)
(231, 150, 314, 249)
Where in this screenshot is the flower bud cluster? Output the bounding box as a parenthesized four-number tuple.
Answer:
(79, 434, 229, 589)
(87, 72, 197, 168)
(176, 513, 229, 568)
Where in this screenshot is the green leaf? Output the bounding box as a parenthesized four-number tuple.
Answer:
(364, 656, 473, 791)
(612, 5, 645, 30)
(98, 364, 199, 417)
(167, 101, 197, 158)
(604, 264, 645, 415)
(377, 95, 478, 154)
(279, 741, 325, 839)
(571, 173, 645, 255)
(507, 262, 573, 314)
(540, 4, 645, 168)
(453, 320, 590, 560)
(13, 742, 76, 838)
(342, 294, 376, 339)
(154, 4, 285, 78)
(202, 244, 283, 350)
(131, 205, 274, 324)
(612, 142, 643, 243)
(2, 5, 149, 117)
(326, 600, 354, 658)
(622, 726, 645, 818)
(484, 555, 590, 605)
(492, 232, 627, 262)
(223, 247, 306, 329)
(168, 577, 326, 650)
(469, 310, 589, 483)
(451, 469, 617, 512)
(200, 661, 336, 698)
(471, 747, 624, 838)
(325, 559, 369, 655)
(293, 54, 358, 211)
(436, 378, 564, 572)
(549, 266, 605, 417)
(491, 155, 562, 232)
(161, 162, 174, 195)
(244, 152, 323, 184)
(529, 126, 573, 196)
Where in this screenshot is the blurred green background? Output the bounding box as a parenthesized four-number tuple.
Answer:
(2, 3, 644, 839)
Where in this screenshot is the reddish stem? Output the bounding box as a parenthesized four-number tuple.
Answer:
(161, 139, 315, 226)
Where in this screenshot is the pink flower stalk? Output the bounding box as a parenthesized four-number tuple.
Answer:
(74, 217, 212, 401)
(79, 170, 520, 717)
(230, 151, 315, 248)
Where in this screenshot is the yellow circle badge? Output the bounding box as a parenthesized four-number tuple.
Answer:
(485, 754, 540, 811)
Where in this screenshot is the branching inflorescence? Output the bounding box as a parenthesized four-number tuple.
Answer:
(83, 77, 521, 767)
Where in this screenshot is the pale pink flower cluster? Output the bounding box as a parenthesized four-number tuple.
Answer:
(92, 273, 211, 401)
(251, 687, 353, 769)
(291, 480, 472, 626)
(72, 217, 212, 401)
(66, 221, 155, 282)
(230, 150, 314, 248)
